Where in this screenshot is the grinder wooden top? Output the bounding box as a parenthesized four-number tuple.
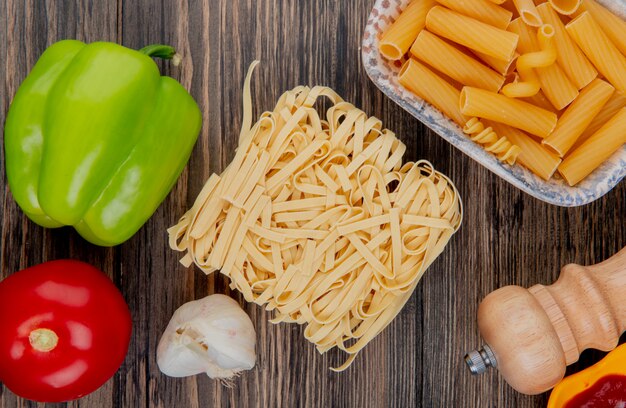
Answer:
(477, 247, 626, 395)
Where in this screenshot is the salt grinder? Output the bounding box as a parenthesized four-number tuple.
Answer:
(465, 247, 626, 395)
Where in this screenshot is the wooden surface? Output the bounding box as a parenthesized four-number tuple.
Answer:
(0, 1, 624, 407)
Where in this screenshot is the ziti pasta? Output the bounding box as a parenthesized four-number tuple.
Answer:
(169, 62, 462, 370)
(512, 0, 542, 27)
(399, 59, 520, 163)
(378, 0, 626, 186)
(398, 58, 468, 127)
(571, 91, 626, 151)
(575, 0, 626, 56)
(501, 24, 557, 98)
(536, 2, 597, 90)
(410, 31, 505, 93)
(558, 108, 626, 186)
(460, 86, 557, 138)
(473, 50, 519, 75)
(542, 79, 614, 157)
(508, 17, 579, 110)
(433, 0, 512, 29)
(379, 0, 435, 60)
(566, 11, 626, 94)
(425, 6, 519, 61)
(549, 0, 582, 16)
(489, 121, 562, 181)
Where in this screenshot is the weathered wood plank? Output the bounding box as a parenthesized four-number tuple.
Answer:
(1, 1, 624, 407)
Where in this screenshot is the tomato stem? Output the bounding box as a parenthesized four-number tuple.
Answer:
(29, 328, 59, 352)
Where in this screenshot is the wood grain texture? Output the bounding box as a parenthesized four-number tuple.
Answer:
(0, 0, 624, 407)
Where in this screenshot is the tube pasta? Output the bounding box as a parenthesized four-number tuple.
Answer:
(460, 86, 558, 138)
(433, 0, 512, 29)
(473, 50, 519, 75)
(463, 118, 521, 164)
(502, 24, 557, 98)
(536, 3, 597, 90)
(425, 6, 519, 61)
(542, 79, 614, 157)
(169, 62, 462, 371)
(513, 0, 543, 26)
(575, 0, 626, 56)
(522, 90, 560, 113)
(558, 108, 626, 186)
(379, 0, 436, 61)
(399, 60, 519, 164)
(398, 58, 468, 127)
(508, 18, 578, 110)
(377, 0, 626, 184)
(570, 91, 626, 152)
(500, 0, 521, 17)
(566, 12, 626, 95)
(548, 0, 581, 15)
(489, 121, 562, 180)
(410, 31, 505, 93)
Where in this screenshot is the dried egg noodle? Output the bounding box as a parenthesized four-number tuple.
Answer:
(168, 62, 463, 371)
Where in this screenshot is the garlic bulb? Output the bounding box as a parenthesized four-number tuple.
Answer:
(157, 294, 256, 379)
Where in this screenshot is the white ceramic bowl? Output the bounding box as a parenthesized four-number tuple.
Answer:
(362, 0, 626, 206)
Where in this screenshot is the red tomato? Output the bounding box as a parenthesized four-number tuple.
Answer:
(0, 260, 132, 402)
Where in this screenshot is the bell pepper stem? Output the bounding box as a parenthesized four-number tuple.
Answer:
(138, 44, 182, 66)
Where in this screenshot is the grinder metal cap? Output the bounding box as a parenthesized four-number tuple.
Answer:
(465, 344, 497, 374)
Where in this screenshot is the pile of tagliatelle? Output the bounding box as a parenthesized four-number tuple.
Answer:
(168, 62, 463, 371)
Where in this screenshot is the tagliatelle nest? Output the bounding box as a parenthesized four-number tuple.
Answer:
(168, 62, 462, 370)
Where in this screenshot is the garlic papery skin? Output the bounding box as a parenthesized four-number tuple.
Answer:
(157, 294, 256, 379)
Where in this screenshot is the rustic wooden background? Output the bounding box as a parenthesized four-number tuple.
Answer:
(0, 0, 624, 407)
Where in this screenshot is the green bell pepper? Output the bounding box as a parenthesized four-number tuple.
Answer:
(4, 40, 201, 246)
